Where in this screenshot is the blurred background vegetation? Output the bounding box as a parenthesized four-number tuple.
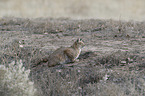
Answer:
(0, 0, 145, 21)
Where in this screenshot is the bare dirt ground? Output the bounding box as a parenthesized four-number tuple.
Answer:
(0, 17, 145, 96)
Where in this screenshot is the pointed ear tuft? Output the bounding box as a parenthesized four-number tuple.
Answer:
(76, 38, 82, 42)
(76, 38, 80, 42)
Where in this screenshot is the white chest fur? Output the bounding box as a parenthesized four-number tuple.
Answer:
(75, 48, 81, 60)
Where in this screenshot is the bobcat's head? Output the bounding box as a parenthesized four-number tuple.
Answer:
(74, 38, 85, 48)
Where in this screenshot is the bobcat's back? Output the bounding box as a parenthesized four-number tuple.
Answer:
(47, 47, 69, 67)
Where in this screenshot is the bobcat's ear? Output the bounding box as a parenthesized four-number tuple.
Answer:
(76, 38, 79, 42)
(76, 38, 82, 42)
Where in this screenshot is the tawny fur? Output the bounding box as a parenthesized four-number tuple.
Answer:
(35, 38, 85, 67)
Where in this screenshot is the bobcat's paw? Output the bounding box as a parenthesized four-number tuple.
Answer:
(75, 59, 79, 62)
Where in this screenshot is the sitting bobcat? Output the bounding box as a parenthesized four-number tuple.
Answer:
(34, 38, 85, 67)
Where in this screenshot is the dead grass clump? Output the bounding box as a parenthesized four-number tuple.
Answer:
(84, 82, 125, 96)
(80, 51, 138, 68)
(31, 63, 145, 96)
(30, 66, 106, 96)
(107, 67, 145, 96)
(80, 66, 145, 96)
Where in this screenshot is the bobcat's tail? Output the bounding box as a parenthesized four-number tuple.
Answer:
(31, 57, 48, 68)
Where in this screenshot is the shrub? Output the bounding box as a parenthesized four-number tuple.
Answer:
(0, 60, 36, 96)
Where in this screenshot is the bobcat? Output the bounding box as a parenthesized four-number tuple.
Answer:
(34, 38, 85, 67)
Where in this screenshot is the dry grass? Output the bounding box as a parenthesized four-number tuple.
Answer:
(0, 17, 145, 96)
